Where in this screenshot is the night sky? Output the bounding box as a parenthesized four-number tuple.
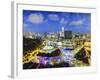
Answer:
(23, 10, 91, 33)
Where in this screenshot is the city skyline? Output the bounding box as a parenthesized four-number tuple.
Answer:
(23, 10, 91, 33)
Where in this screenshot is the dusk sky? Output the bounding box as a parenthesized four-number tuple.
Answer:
(23, 10, 91, 33)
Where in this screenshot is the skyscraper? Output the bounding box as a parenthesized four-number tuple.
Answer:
(64, 31, 72, 39)
(60, 26, 64, 38)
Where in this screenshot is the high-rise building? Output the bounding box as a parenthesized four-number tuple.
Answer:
(64, 31, 72, 39)
(60, 26, 65, 38)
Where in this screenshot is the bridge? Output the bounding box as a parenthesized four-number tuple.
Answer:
(73, 45, 84, 55)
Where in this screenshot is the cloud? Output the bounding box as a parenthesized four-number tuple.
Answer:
(23, 23, 31, 32)
(23, 23, 28, 27)
(60, 18, 68, 25)
(28, 13, 44, 24)
(70, 19, 84, 26)
(48, 14, 59, 21)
